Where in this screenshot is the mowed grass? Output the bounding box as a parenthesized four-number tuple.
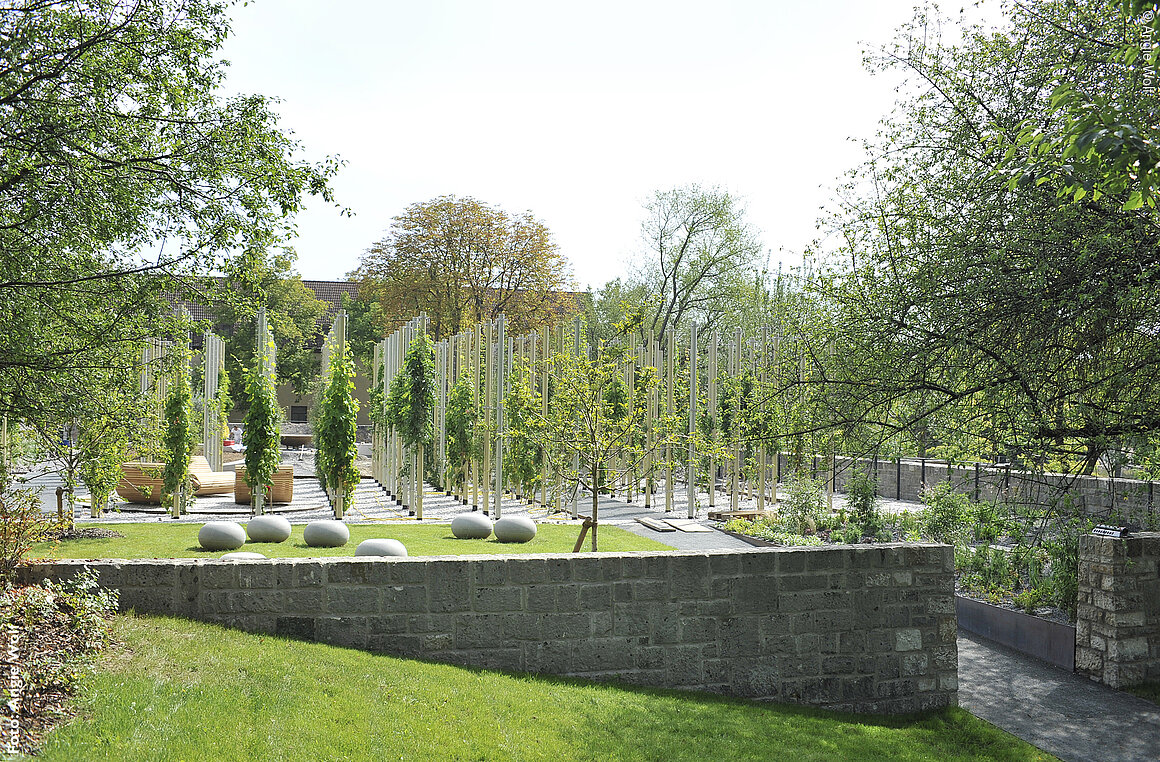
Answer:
(36, 615, 1055, 762)
(28, 521, 671, 560)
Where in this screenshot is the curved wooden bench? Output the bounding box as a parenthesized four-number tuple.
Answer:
(189, 455, 233, 496)
(234, 465, 294, 505)
(116, 462, 166, 504)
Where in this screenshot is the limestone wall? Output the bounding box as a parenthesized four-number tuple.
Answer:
(19, 544, 957, 714)
(1076, 533, 1160, 688)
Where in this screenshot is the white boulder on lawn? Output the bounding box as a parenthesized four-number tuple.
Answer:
(303, 520, 350, 548)
(451, 512, 493, 540)
(494, 516, 536, 543)
(355, 538, 408, 557)
(246, 515, 292, 543)
(199, 521, 246, 551)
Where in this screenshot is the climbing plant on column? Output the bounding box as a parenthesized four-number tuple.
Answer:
(316, 345, 360, 515)
(385, 333, 435, 517)
(242, 360, 281, 514)
(161, 350, 196, 518)
(444, 375, 477, 497)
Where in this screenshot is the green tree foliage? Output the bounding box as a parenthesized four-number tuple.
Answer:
(161, 357, 195, 510)
(315, 347, 360, 505)
(819, 0, 1160, 475)
(78, 416, 132, 516)
(0, 0, 338, 430)
(504, 362, 543, 495)
(242, 362, 281, 505)
(634, 185, 764, 344)
(354, 196, 576, 340)
(996, 0, 1160, 210)
(212, 249, 329, 406)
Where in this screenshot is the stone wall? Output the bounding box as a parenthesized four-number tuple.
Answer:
(778, 454, 1158, 523)
(1076, 533, 1160, 688)
(19, 544, 958, 714)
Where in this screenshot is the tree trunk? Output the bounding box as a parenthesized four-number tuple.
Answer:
(591, 460, 600, 552)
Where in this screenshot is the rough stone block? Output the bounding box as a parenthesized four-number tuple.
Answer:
(326, 586, 379, 614)
(474, 585, 523, 612)
(895, 629, 922, 652)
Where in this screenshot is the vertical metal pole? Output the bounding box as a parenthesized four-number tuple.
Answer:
(482, 321, 492, 514)
(572, 316, 582, 519)
(494, 316, 506, 519)
(687, 323, 698, 519)
(539, 325, 549, 509)
(708, 333, 717, 509)
(665, 331, 675, 513)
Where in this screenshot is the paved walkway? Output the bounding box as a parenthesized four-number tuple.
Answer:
(958, 630, 1160, 762)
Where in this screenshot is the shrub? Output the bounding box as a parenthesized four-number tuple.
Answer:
(0, 488, 51, 588)
(833, 524, 863, 545)
(845, 466, 881, 535)
(919, 482, 973, 543)
(782, 473, 827, 535)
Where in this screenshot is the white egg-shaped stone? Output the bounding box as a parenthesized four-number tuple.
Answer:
(451, 512, 493, 540)
(494, 516, 537, 543)
(246, 515, 292, 543)
(199, 521, 246, 551)
(355, 538, 408, 557)
(220, 551, 267, 560)
(303, 520, 350, 548)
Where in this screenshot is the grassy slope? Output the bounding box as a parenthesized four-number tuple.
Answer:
(35, 616, 1054, 762)
(29, 522, 670, 560)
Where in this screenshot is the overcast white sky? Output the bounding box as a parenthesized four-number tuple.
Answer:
(218, 0, 1000, 289)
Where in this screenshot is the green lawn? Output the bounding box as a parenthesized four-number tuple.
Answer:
(29, 521, 670, 560)
(35, 615, 1054, 762)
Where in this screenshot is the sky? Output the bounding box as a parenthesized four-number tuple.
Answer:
(218, 0, 1001, 289)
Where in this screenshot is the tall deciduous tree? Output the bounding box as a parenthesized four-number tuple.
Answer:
(818, 0, 1160, 475)
(354, 196, 576, 340)
(0, 0, 339, 431)
(634, 185, 763, 345)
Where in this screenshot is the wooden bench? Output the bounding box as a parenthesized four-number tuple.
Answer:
(234, 465, 294, 505)
(189, 455, 233, 496)
(116, 461, 166, 504)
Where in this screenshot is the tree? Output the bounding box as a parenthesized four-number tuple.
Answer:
(817, 0, 1160, 477)
(0, 0, 339, 431)
(634, 186, 763, 345)
(354, 196, 576, 340)
(208, 248, 329, 406)
(997, 0, 1160, 210)
(444, 376, 477, 495)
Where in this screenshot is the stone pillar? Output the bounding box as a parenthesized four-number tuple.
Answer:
(1075, 532, 1160, 688)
